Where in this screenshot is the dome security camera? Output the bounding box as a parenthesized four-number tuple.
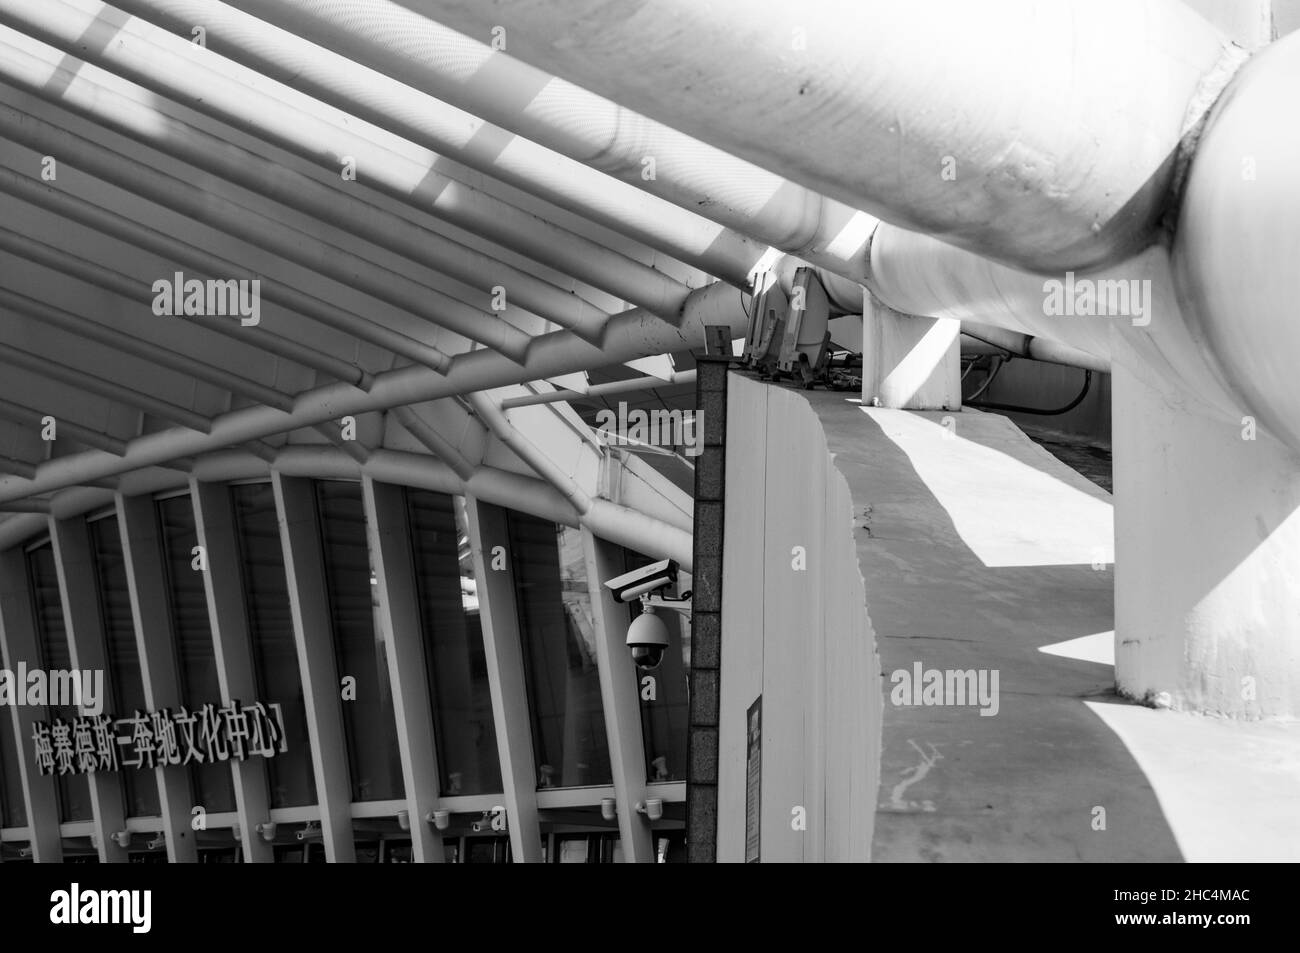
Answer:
(627, 607, 672, 670)
(606, 560, 691, 669)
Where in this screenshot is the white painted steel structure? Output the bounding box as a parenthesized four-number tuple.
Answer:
(1, 0, 1299, 861)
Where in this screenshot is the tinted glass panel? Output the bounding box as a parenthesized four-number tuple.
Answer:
(507, 514, 611, 788)
(89, 516, 159, 817)
(407, 490, 501, 796)
(27, 544, 91, 822)
(0, 692, 25, 827)
(157, 496, 236, 812)
(316, 481, 402, 802)
(231, 483, 316, 809)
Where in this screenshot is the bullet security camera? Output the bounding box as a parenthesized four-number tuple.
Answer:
(604, 559, 678, 603)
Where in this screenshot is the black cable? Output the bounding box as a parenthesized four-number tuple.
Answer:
(964, 356, 1005, 401)
(967, 370, 1093, 416)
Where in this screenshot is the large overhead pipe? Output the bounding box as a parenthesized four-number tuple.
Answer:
(0, 279, 747, 504)
(0, 2, 694, 319)
(1098, 29, 1300, 720)
(110, 0, 770, 291)
(960, 324, 1109, 375)
(1172, 30, 1300, 452)
(866, 225, 1246, 422)
(411, 0, 1237, 273)
(230, 0, 878, 284)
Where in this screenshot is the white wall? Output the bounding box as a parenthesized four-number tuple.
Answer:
(716, 373, 881, 862)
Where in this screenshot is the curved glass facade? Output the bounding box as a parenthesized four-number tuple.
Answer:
(0, 479, 687, 862)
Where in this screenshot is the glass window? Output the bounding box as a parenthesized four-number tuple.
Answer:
(555, 834, 591, 863)
(315, 481, 402, 803)
(623, 550, 691, 782)
(231, 483, 316, 809)
(406, 490, 501, 796)
(88, 516, 160, 818)
(552, 832, 623, 863)
(507, 513, 611, 789)
(0, 697, 25, 828)
(26, 543, 92, 822)
(157, 495, 236, 812)
(462, 835, 510, 863)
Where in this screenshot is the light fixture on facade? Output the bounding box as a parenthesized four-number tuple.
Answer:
(635, 798, 664, 822)
(600, 797, 618, 821)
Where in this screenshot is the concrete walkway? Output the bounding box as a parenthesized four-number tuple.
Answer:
(803, 392, 1300, 862)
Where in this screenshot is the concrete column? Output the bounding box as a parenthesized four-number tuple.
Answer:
(271, 474, 355, 862)
(360, 477, 445, 863)
(48, 515, 129, 862)
(115, 494, 198, 862)
(189, 479, 273, 862)
(0, 547, 63, 861)
(462, 497, 543, 862)
(580, 529, 654, 862)
(861, 289, 961, 411)
(1111, 334, 1300, 718)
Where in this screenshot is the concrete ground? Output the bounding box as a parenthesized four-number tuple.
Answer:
(803, 391, 1300, 862)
